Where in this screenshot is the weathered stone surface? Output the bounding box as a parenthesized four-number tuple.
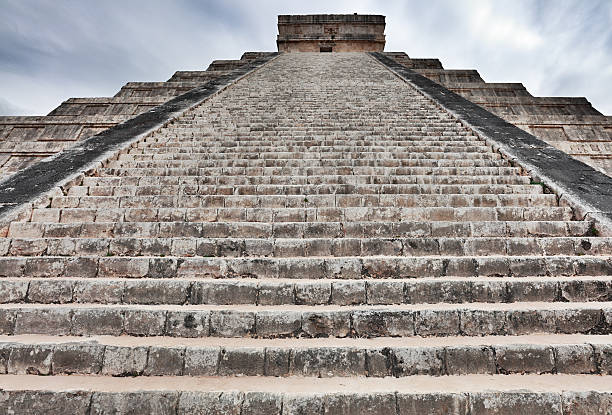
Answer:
(91, 391, 179, 415)
(52, 343, 104, 374)
(324, 393, 397, 414)
(0, 391, 91, 414)
(102, 345, 148, 376)
(398, 393, 468, 415)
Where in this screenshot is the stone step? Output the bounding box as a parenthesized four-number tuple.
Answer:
(163, 123, 470, 130)
(0, 373, 609, 414)
(0, 276, 609, 306)
(123, 144, 495, 153)
(19, 206, 575, 226)
(115, 158, 508, 168)
(97, 166, 522, 177)
(3, 237, 610, 258)
(133, 141, 489, 152)
(0, 302, 610, 338)
(47, 193, 559, 209)
(115, 151, 499, 161)
(139, 137, 484, 146)
(1, 254, 608, 279)
(71, 183, 539, 197)
(82, 174, 532, 186)
(106, 158, 507, 169)
(1, 334, 610, 378)
(22, 220, 595, 238)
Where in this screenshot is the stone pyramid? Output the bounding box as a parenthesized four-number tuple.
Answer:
(0, 14, 610, 414)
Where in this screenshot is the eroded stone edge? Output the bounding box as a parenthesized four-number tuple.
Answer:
(369, 52, 612, 236)
(0, 53, 280, 224)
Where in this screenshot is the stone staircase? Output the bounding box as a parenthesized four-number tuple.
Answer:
(0, 52, 610, 413)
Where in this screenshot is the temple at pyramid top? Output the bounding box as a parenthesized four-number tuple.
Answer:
(277, 14, 386, 52)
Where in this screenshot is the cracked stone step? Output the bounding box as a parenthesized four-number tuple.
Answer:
(82, 174, 533, 185)
(0, 276, 610, 306)
(96, 166, 523, 177)
(23, 221, 594, 239)
(104, 159, 511, 169)
(106, 154, 502, 167)
(0, 334, 610, 378)
(67, 184, 541, 197)
(138, 138, 487, 147)
(1, 255, 610, 279)
(2, 237, 610, 258)
(0, 374, 609, 414)
(116, 147, 499, 155)
(12, 206, 574, 226)
(127, 144, 494, 154)
(47, 194, 559, 210)
(0, 302, 610, 338)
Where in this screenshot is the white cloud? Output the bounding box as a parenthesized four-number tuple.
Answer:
(467, 2, 543, 50)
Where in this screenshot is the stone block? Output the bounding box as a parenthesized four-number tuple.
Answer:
(393, 347, 444, 376)
(506, 310, 556, 335)
(495, 345, 554, 374)
(445, 346, 496, 375)
(302, 311, 351, 337)
(14, 308, 72, 335)
(353, 310, 414, 337)
(258, 281, 294, 305)
(331, 280, 366, 305)
(27, 280, 73, 303)
(562, 391, 612, 415)
(123, 309, 167, 336)
(65, 257, 98, 278)
(366, 348, 393, 377)
(324, 393, 397, 414)
(555, 308, 602, 334)
(91, 391, 179, 415)
(183, 346, 220, 376)
(74, 280, 124, 304)
(102, 345, 148, 376)
(256, 310, 301, 338)
(397, 393, 469, 415)
(291, 347, 366, 377)
(469, 392, 562, 415)
(0, 391, 91, 414)
(98, 257, 149, 278)
(178, 391, 243, 415)
(219, 347, 264, 376)
(209, 310, 255, 337)
(52, 343, 104, 374)
(189, 280, 257, 305)
(72, 308, 123, 335)
(295, 281, 331, 305)
(7, 344, 54, 375)
(264, 347, 290, 376)
(367, 280, 404, 304)
(554, 344, 596, 374)
(0, 280, 28, 303)
(124, 280, 188, 305)
(0, 310, 16, 334)
(142, 346, 183, 376)
(166, 310, 209, 338)
(282, 394, 324, 415)
(241, 392, 283, 415)
(415, 309, 460, 336)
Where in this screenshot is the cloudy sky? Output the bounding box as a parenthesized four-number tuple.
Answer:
(1, 0, 611, 115)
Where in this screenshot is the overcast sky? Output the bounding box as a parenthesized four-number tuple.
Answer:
(1, 0, 611, 115)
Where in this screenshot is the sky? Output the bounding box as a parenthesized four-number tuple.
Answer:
(1, 0, 611, 115)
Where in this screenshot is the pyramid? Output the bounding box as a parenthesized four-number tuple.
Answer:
(0, 14, 610, 414)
